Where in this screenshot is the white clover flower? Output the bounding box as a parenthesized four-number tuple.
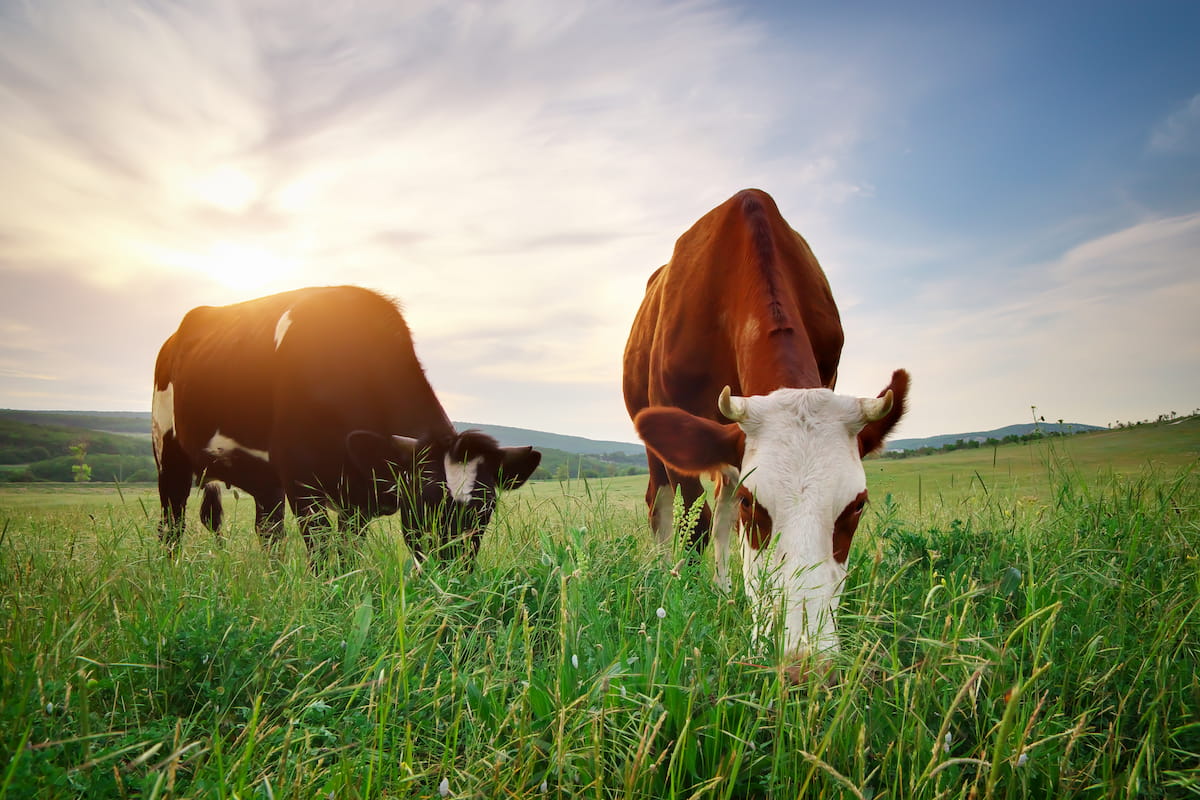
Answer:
(438, 777, 450, 797)
(656, 607, 666, 619)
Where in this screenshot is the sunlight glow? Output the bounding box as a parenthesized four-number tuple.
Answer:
(190, 166, 258, 213)
(204, 241, 292, 290)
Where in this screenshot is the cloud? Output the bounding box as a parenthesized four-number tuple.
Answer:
(0, 0, 887, 438)
(1149, 93, 1200, 154)
(839, 212, 1200, 438)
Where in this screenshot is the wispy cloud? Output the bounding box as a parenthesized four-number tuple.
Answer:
(844, 212, 1200, 437)
(0, 0, 884, 434)
(1149, 93, 1200, 154)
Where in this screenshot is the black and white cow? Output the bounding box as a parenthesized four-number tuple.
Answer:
(152, 285, 541, 562)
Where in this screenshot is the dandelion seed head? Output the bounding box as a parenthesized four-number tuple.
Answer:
(656, 607, 666, 619)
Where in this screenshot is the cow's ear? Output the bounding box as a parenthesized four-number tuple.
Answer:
(497, 446, 541, 490)
(858, 369, 909, 456)
(634, 408, 745, 475)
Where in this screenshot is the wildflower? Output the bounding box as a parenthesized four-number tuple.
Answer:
(656, 607, 666, 619)
(571, 654, 579, 669)
(439, 777, 450, 797)
(1017, 752, 1028, 767)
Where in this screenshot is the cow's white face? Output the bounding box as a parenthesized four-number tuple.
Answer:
(634, 378, 903, 668)
(721, 388, 873, 657)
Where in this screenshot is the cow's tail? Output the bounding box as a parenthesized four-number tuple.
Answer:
(199, 481, 224, 532)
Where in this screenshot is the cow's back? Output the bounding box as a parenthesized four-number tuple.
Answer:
(625, 189, 844, 421)
(268, 287, 450, 455)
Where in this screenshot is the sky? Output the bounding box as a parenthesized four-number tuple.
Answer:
(1, 0, 1198, 444)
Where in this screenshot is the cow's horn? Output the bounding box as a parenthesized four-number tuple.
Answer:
(860, 390, 894, 423)
(718, 386, 749, 422)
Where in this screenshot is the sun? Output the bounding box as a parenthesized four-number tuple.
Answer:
(192, 165, 258, 214)
(204, 241, 292, 291)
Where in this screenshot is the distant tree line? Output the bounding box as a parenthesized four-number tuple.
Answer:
(1108, 409, 1198, 429)
(532, 448, 647, 481)
(0, 417, 650, 484)
(880, 429, 1063, 460)
(2, 454, 156, 483)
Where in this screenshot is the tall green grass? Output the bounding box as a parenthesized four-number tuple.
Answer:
(1, 455, 1197, 798)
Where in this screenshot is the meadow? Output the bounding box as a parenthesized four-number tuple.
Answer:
(1, 421, 1197, 798)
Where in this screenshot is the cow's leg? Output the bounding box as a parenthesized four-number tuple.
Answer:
(253, 489, 287, 556)
(156, 433, 193, 553)
(711, 466, 740, 591)
(645, 452, 674, 545)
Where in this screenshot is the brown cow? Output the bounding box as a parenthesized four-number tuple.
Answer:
(153, 285, 541, 564)
(623, 189, 908, 662)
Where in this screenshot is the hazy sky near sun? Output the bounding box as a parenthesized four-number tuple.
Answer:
(1, 0, 1198, 443)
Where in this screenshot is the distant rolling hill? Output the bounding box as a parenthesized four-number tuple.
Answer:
(0, 410, 645, 458)
(888, 422, 1104, 452)
(454, 422, 643, 457)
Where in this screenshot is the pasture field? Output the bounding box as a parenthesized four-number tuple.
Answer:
(1, 421, 1198, 798)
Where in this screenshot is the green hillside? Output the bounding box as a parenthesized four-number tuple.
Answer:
(0, 417, 157, 482)
(867, 414, 1200, 519)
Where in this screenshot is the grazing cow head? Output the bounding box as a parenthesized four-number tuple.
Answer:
(346, 429, 541, 558)
(635, 370, 908, 662)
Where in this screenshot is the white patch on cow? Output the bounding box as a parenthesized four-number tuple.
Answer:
(731, 388, 869, 658)
(205, 431, 271, 464)
(274, 309, 293, 350)
(740, 316, 761, 347)
(443, 455, 483, 503)
(151, 383, 175, 459)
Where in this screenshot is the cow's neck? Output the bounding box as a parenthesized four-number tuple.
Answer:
(735, 323, 827, 395)
(387, 381, 457, 441)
